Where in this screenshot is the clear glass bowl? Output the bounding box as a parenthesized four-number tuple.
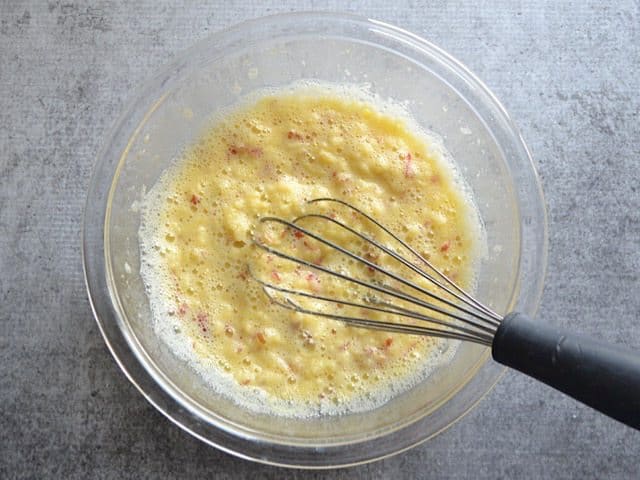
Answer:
(83, 13, 547, 468)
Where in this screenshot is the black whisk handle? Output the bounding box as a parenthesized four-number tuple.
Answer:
(492, 312, 640, 430)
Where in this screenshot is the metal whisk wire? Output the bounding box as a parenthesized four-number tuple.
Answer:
(251, 198, 502, 346)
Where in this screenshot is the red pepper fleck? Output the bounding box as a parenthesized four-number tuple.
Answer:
(364, 252, 378, 273)
(190, 194, 200, 205)
(229, 145, 262, 157)
(256, 332, 266, 344)
(302, 239, 320, 250)
(178, 303, 188, 316)
(402, 152, 415, 178)
(384, 337, 393, 348)
(248, 147, 263, 157)
(440, 241, 451, 252)
(287, 130, 303, 140)
(271, 270, 281, 282)
(293, 229, 304, 239)
(196, 312, 209, 333)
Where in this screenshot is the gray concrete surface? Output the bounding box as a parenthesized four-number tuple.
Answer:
(1, 1, 639, 478)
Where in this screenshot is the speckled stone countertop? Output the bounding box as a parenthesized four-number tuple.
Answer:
(1, 2, 639, 478)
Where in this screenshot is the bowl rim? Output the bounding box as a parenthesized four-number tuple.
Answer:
(82, 11, 548, 468)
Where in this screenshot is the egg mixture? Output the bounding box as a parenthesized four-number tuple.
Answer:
(139, 86, 484, 416)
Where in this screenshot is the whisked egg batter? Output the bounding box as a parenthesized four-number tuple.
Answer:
(139, 85, 484, 416)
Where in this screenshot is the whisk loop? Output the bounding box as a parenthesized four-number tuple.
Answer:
(251, 198, 501, 347)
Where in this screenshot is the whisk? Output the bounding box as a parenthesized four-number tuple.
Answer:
(252, 198, 640, 430)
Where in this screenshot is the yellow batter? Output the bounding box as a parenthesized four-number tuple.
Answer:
(140, 86, 482, 415)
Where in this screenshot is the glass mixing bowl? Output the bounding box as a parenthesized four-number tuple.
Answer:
(83, 13, 547, 468)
